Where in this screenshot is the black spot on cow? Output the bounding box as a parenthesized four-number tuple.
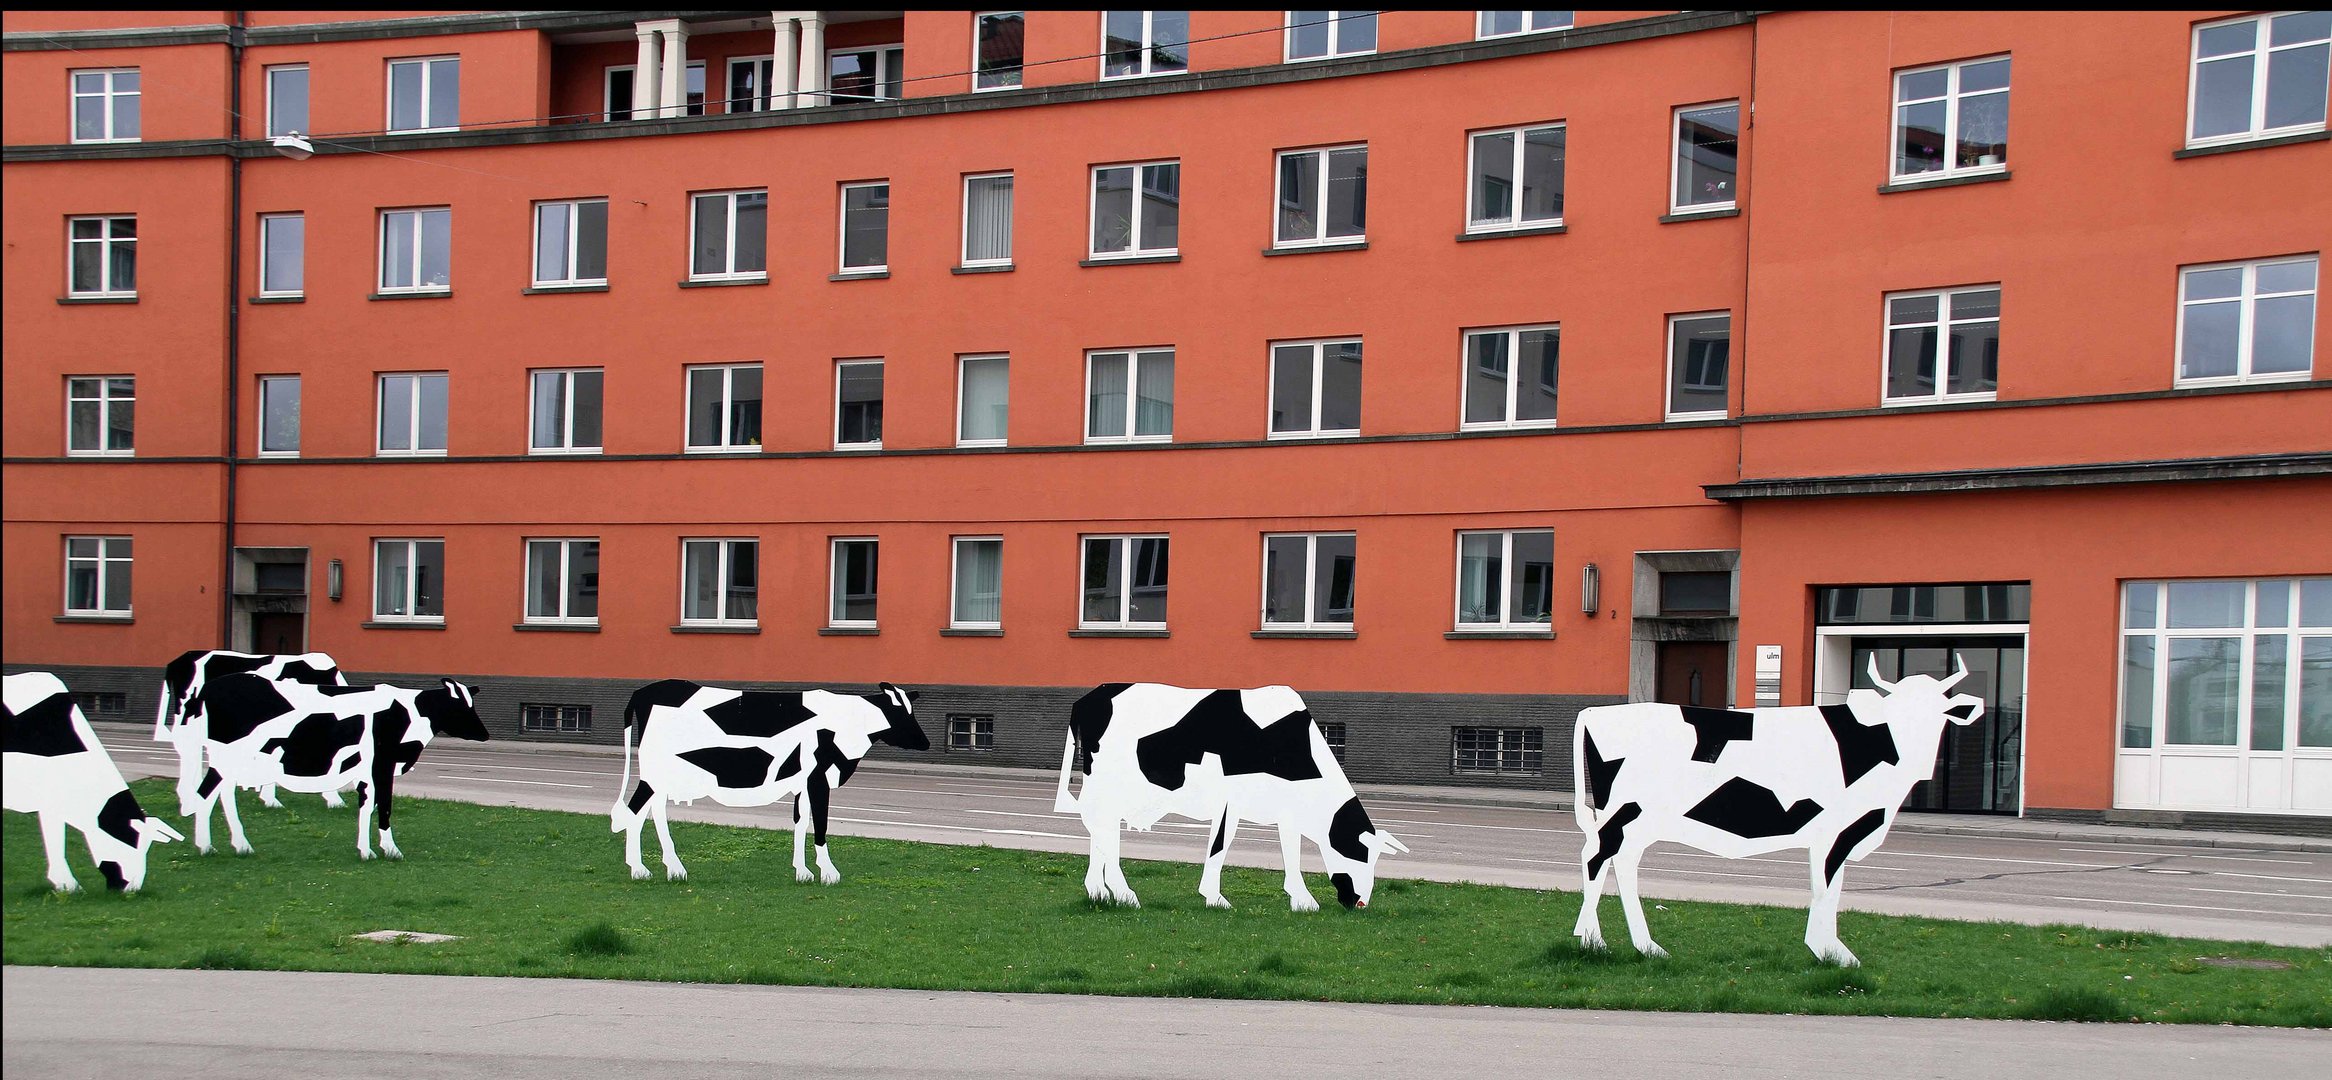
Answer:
(200, 674, 296, 745)
(165, 650, 268, 725)
(1071, 683, 1131, 765)
(335, 749, 363, 775)
(1819, 703, 1900, 786)
(1586, 801, 1642, 879)
(1135, 690, 1321, 791)
(1678, 706, 1754, 764)
(1582, 730, 1623, 810)
(864, 684, 929, 750)
(704, 691, 821, 739)
(1209, 815, 1231, 856)
(372, 701, 424, 774)
(1945, 702, 1978, 721)
(1685, 778, 1825, 839)
(679, 745, 778, 789)
(1330, 872, 1359, 909)
(98, 861, 128, 891)
(1327, 796, 1375, 863)
(416, 685, 490, 742)
(261, 712, 368, 777)
(626, 781, 655, 814)
(1826, 808, 1889, 883)
(3, 691, 85, 756)
(97, 788, 146, 847)
(197, 768, 224, 798)
(624, 680, 705, 730)
(773, 745, 804, 782)
(277, 660, 339, 686)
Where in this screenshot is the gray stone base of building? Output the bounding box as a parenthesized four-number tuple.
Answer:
(2024, 806, 2332, 839)
(6, 662, 1614, 793)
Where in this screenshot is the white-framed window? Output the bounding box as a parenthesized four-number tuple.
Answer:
(377, 372, 449, 456)
(1269, 339, 1362, 437)
(265, 64, 309, 138)
(1476, 11, 1573, 39)
(373, 538, 445, 623)
(1086, 348, 1175, 442)
(1262, 532, 1356, 629)
(524, 538, 599, 626)
(952, 536, 1004, 628)
(835, 359, 885, 448)
(976, 11, 1026, 91)
(1461, 325, 1560, 429)
(66, 376, 135, 457)
(1103, 11, 1190, 79)
(962, 172, 1015, 267)
(681, 538, 758, 626)
(1671, 101, 1740, 214)
(386, 55, 459, 133)
(2119, 579, 2332, 752)
(2177, 255, 2318, 386)
(1285, 10, 1377, 61)
(727, 56, 775, 111)
(1467, 122, 1566, 232)
(258, 375, 300, 456)
(839, 181, 890, 273)
(529, 368, 603, 454)
(831, 45, 905, 102)
(1453, 726, 1543, 774)
(1274, 144, 1367, 248)
(685, 363, 763, 452)
(605, 65, 636, 121)
(533, 199, 609, 288)
(2188, 11, 2331, 148)
(70, 68, 140, 143)
(1892, 55, 2011, 182)
(1666, 312, 1732, 420)
(957, 354, 1011, 446)
(829, 537, 880, 627)
(1081, 534, 1169, 629)
(690, 189, 768, 280)
(1455, 529, 1555, 629)
(684, 60, 707, 115)
(67, 215, 137, 298)
(63, 536, 133, 616)
(1885, 287, 2001, 404)
(258, 212, 304, 297)
(1091, 160, 1181, 258)
(378, 207, 452, 293)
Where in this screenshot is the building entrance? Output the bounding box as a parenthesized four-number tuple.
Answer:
(1847, 636, 2025, 814)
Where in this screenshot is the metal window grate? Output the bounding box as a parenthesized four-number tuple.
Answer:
(72, 691, 128, 719)
(948, 713, 995, 752)
(521, 703, 591, 733)
(1319, 721, 1347, 763)
(1452, 726, 1542, 774)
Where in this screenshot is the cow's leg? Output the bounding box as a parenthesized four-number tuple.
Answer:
(1098, 825, 1138, 907)
(169, 727, 205, 817)
(1805, 852, 1858, 967)
(1573, 823, 1610, 951)
(38, 813, 80, 892)
(1198, 806, 1239, 909)
(1614, 840, 1666, 959)
(219, 785, 254, 855)
(792, 793, 815, 883)
(650, 798, 685, 881)
(622, 794, 652, 881)
(1079, 812, 1112, 902)
(258, 783, 284, 810)
(355, 780, 377, 860)
(320, 786, 347, 810)
(1279, 824, 1319, 913)
(190, 767, 225, 854)
(807, 779, 841, 885)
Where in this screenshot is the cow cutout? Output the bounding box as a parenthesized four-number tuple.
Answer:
(185, 673, 490, 860)
(157, 649, 352, 812)
(5, 672, 184, 891)
(1054, 683, 1407, 911)
(612, 681, 929, 883)
(1572, 657, 1985, 966)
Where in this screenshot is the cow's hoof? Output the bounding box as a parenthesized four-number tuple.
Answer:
(1638, 941, 1670, 960)
(322, 795, 347, 809)
(357, 848, 376, 861)
(259, 799, 284, 810)
(1112, 892, 1142, 909)
(819, 870, 841, 886)
(665, 867, 688, 882)
(796, 867, 815, 883)
(1203, 894, 1231, 910)
(382, 847, 405, 861)
(1814, 945, 1859, 968)
(629, 865, 651, 881)
(1086, 885, 1111, 902)
(195, 844, 215, 856)
(52, 880, 81, 894)
(1288, 895, 1320, 913)
(232, 843, 254, 856)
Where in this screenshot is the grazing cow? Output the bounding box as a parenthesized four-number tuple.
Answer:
(185, 673, 490, 860)
(612, 681, 929, 883)
(1571, 657, 1985, 966)
(1053, 683, 1408, 911)
(5, 672, 184, 891)
(156, 649, 351, 812)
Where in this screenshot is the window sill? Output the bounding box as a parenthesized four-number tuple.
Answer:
(1459, 422, 1560, 434)
(1456, 223, 1567, 242)
(829, 270, 889, 282)
(1877, 169, 2010, 195)
(527, 447, 604, 457)
(684, 446, 764, 455)
(513, 622, 600, 632)
(679, 276, 770, 288)
(1665, 411, 1730, 423)
(942, 627, 1003, 637)
(375, 452, 450, 459)
(1252, 629, 1356, 639)
(363, 620, 447, 630)
(1445, 629, 1556, 640)
(1069, 628, 1170, 638)
(2174, 130, 2330, 159)
(1262, 240, 1367, 257)
(671, 624, 760, 634)
(369, 290, 451, 301)
(1881, 393, 1999, 408)
(953, 264, 1014, 275)
(820, 626, 880, 636)
(54, 613, 134, 624)
(523, 283, 609, 295)
(1082, 437, 1174, 447)
(249, 295, 305, 304)
(58, 295, 138, 305)
(1659, 207, 1738, 223)
(1080, 253, 1180, 267)
(2172, 372, 2313, 390)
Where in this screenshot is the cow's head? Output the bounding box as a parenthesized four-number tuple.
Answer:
(416, 679, 492, 741)
(1321, 796, 1410, 909)
(1868, 655, 1986, 728)
(89, 788, 184, 892)
(870, 683, 929, 751)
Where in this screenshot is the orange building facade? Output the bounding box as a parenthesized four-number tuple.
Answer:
(5, 10, 2328, 824)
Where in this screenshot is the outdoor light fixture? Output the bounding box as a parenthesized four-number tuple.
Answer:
(1581, 562, 1601, 615)
(327, 558, 343, 601)
(270, 133, 314, 160)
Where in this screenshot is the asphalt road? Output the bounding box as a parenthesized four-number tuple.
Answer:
(5, 965, 2324, 1080)
(95, 730, 2332, 947)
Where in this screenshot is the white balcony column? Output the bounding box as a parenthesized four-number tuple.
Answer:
(658, 20, 692, 119)
(770, 14, 800, 109)
(796, 12, 827, 106)
(631, 23, 663, 118)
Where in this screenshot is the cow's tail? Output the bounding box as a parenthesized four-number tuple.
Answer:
(610, 719, 637, 833)
(154, 671, 182, 740)
(1052, 729, 1081, 814)
(1572, 712, 1597, 835)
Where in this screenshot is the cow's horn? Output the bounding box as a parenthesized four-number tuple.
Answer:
(1938, 655, 1970, 693)
(1866, 655, 1898, 695)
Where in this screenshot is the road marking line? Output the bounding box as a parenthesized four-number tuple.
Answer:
(1865, 850, 2126, 869)
(2204, 871, 2332, 885)
(433, 775, 591, 789)
(1374, 817, 1566, 835)
(2055, 848, 2316, 865)
(2190, 886, 2332, 902)
(828, 816, 1082, 840)
(412, 761, 610, 778)
(850, 784, 1053, 803)
(2045, 895, 2332, 919)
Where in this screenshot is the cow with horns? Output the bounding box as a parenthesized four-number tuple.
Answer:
(1570, 656, 1985, 966)
(5, 671, 184, 892)
(156, 649, 351, 813)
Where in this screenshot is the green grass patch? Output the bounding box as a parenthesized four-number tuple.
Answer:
(6, 781, 2327, 1025)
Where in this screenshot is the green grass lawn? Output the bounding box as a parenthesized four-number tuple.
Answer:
(6, 780, 2327, 1025)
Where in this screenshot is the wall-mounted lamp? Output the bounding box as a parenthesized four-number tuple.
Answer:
(327, 558, 344, 601)
(269, 132, 315, 160)
(1580, 562, 1601, 615)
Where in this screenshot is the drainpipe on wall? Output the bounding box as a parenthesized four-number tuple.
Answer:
(220, 11, 246, 647)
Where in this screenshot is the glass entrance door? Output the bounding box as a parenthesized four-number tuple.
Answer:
(1849, 636, 2025, 813)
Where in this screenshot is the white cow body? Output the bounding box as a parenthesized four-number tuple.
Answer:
(156, 650, 350, 812)
(4, 672, 183, 891)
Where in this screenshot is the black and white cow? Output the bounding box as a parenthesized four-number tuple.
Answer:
(185, 673, 490, 860)
(612, 680, 929, 883)
(1571, 658, 1985, 965)
(5, 672, 184, 891)
(1054, 683, 1408, 911)
(156, 649, 350, 813)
